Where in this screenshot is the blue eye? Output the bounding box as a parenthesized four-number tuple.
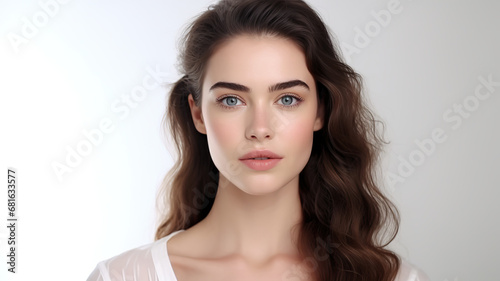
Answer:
(277, 95, 302, 108)
(280, 96, 295, 106)
(220, 96, 242, 107)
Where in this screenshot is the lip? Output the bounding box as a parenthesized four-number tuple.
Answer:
(238, 150, 283, 171)
(238, 150, 283, 160)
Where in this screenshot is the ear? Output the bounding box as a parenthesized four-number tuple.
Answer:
(188, 94, 207, 134)
(313, 100, 324, 131)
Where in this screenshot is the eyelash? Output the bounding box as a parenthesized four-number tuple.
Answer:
(215, 94, 304, 110)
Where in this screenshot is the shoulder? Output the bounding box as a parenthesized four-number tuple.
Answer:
(87, 236, 171, 281)
(395, 259, 431, 281)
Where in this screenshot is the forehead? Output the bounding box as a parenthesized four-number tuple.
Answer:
(203, 34, 313, 92)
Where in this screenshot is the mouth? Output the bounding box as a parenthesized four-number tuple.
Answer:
(238, 150, 283, 160)
(239, 150, 283, 171)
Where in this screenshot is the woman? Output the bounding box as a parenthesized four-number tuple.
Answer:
(88, 0, 429, 280)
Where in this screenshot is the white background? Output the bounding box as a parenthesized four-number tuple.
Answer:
(0, 0, 499, 280)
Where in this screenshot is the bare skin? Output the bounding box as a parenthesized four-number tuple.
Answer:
(167, 175, 307, 281)
(166, 34, 323, 281)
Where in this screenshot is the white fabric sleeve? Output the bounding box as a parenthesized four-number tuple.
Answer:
(86, 263, 109, 281)
(86, 231, 182, 281)
(395, 259, 431, 281)
(85, 244, 162, 281)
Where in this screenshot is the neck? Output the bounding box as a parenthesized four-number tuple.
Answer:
(196, 173, 303, 264)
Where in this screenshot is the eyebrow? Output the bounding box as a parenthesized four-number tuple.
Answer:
(209, 79, 310, 93)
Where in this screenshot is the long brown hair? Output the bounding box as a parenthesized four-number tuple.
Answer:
(155, 0, 401, 280)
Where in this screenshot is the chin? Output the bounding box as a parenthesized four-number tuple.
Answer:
(236, 177, 297, 196)
(239, 186, 281, 196)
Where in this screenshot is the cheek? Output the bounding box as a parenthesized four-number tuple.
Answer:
(285, 119, 315, 148)
(279, 111, 317, 165)
(204, 111, 241, 154)
(281, 105, 317, 140)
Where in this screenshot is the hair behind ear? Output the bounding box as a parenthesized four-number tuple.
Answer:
(156, 75, 217, 240)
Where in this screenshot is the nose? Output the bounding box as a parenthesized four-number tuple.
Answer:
(245, 103, 274, 141)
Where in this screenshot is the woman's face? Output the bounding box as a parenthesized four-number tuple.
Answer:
(188, 35, 323, 196)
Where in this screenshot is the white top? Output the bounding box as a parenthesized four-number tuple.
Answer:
(87, 230, 430, 281)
